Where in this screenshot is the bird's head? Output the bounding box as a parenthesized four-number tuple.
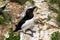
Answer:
(25, 6, 37, 19)
(26, 6, 37, 13)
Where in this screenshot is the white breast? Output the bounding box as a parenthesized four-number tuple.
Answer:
(21, 18, 35, 31)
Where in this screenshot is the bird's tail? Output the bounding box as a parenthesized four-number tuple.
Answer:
(13, 25, 18, 32)
(13, 25, 21, 32)
(13, 29, 19, 32)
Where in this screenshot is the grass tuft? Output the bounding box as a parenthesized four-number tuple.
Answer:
(5, 28, 20, 40)
(51, 31, 60, 40)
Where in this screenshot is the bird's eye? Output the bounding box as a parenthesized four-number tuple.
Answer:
(27, 9, 31, 12)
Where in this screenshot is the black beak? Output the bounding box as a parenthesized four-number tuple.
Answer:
(33, 6, 37, 9)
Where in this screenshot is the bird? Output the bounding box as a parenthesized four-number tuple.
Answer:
(0, 3, 7, 15)
(14, 6, 36, 37)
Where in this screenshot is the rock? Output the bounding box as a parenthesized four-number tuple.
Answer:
(4, 32, 9, 38)
(0, 0, 9, 8)
(4, 2, 23, 23)
(0, 0, 59, 40)
(46, 19, 58, 27)
(20, 0, 59, 40)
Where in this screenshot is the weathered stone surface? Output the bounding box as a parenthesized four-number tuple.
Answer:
(0, 1, 23, 40)
(20, 0, 59, 40)
(0, 0, 59, 40)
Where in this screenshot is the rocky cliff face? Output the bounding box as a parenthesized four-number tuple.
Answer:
(0, 0, 60, 40)
(20, 0, 60, 40)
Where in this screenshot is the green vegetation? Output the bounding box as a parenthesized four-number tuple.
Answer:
(49, 0, 60, 22)
(51, 31, 60, 40)
(14, 0, 28, 5)
(0, 13, 11, 25)
(49, 0, 60, 4)
(28, 0, 34, 5)
(2, 12, 11, 22)
(5, 28, 20, 40)
(12, 0, 34, 5)
(0, 16, 5, 24)
(47, 15, 51, 21)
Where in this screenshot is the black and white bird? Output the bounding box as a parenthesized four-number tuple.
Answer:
(14, 6, 36, 37)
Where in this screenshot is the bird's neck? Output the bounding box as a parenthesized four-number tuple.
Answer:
(23, 16, 33, 21)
